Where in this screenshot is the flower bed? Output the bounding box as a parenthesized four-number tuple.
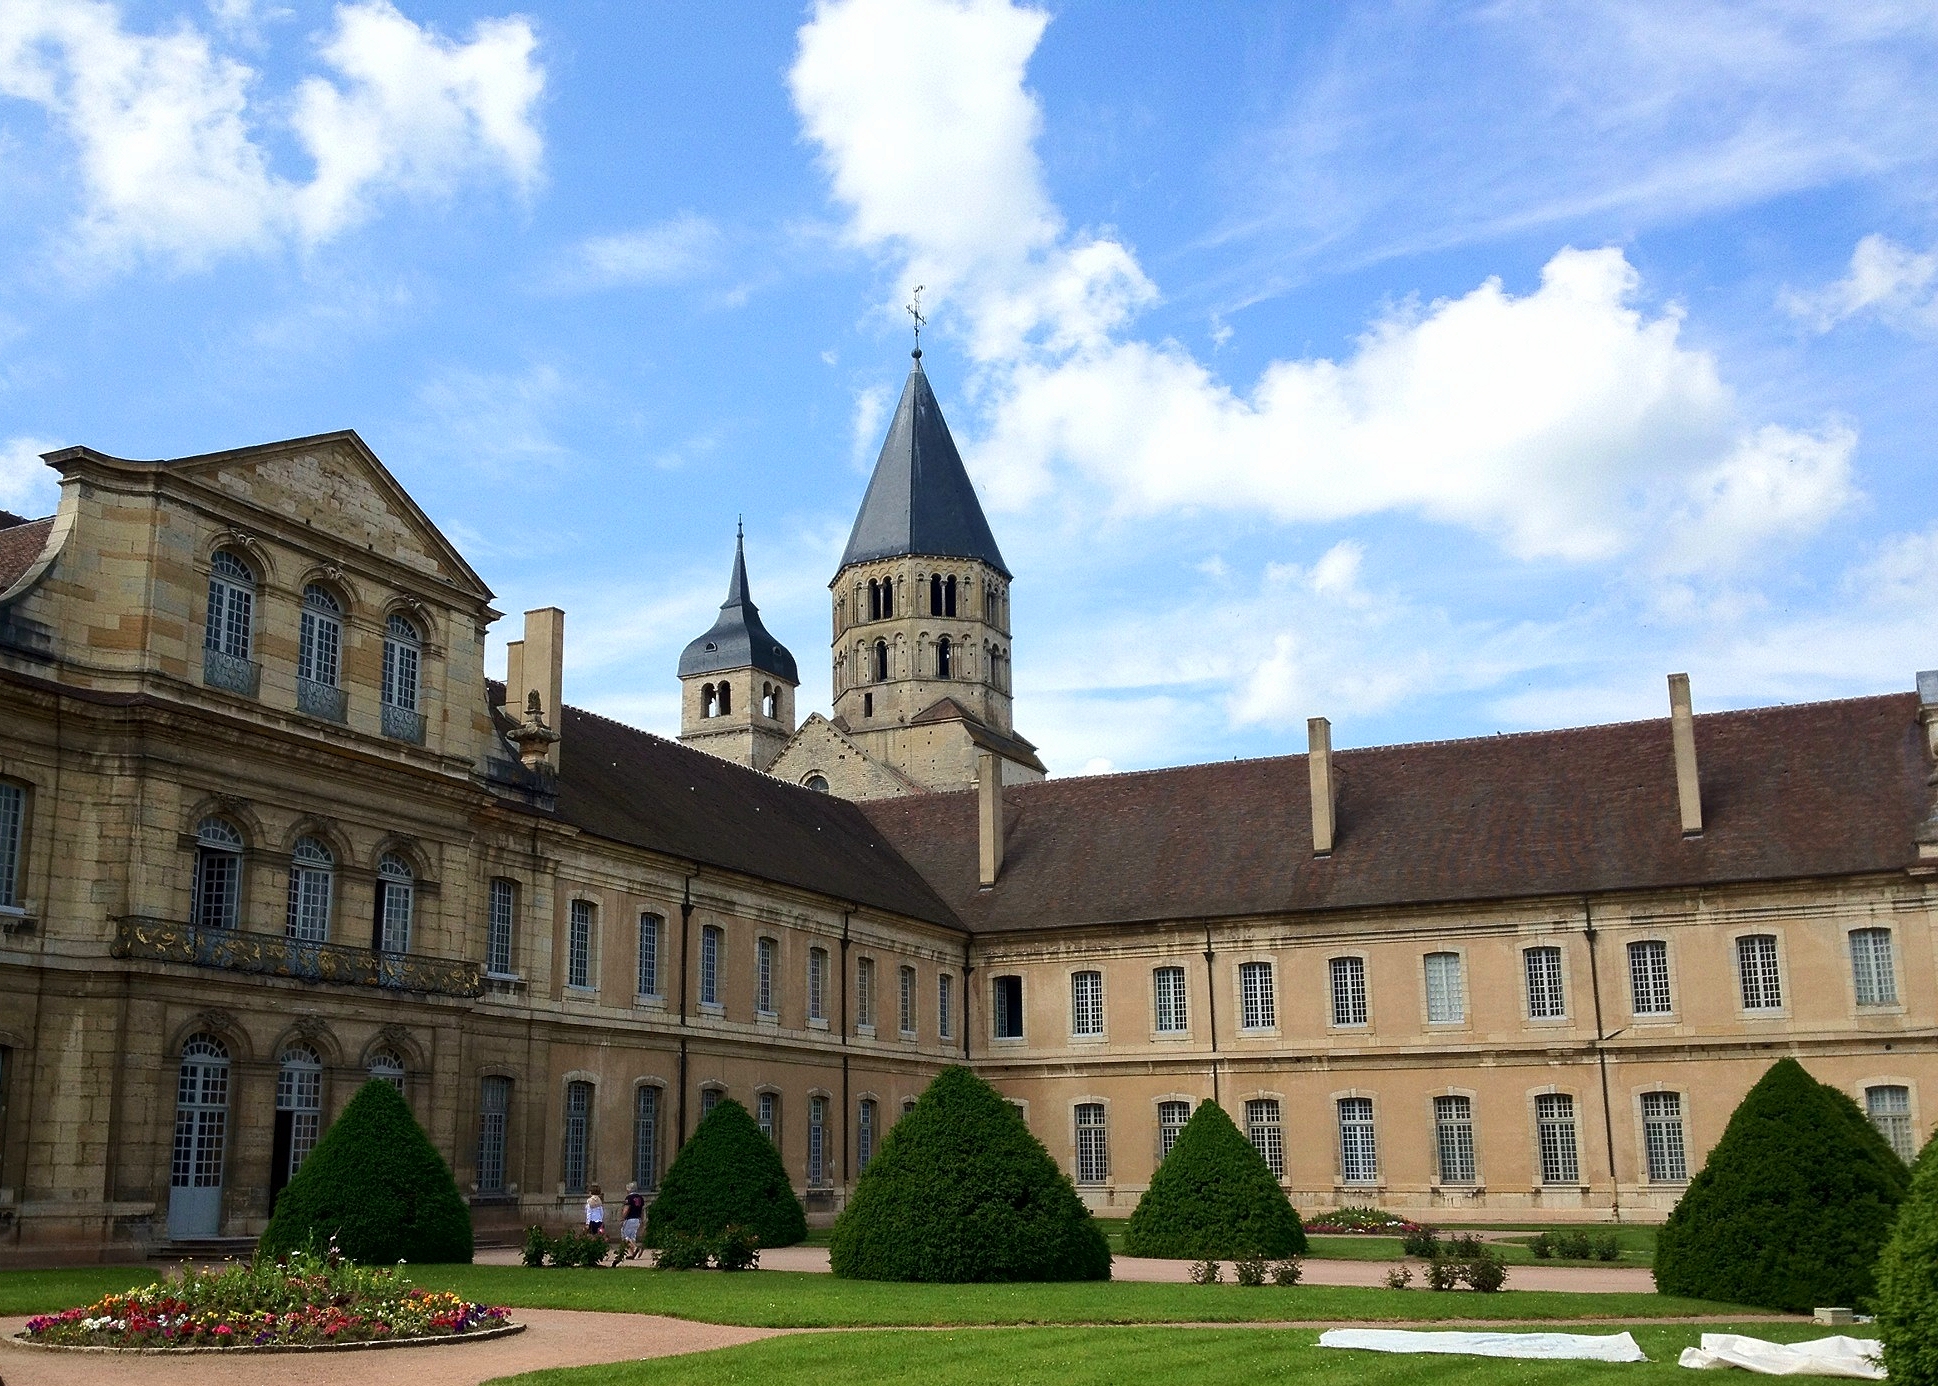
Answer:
(1302, 1206, 1424, 1235)
(18, 1244, 511, 1351)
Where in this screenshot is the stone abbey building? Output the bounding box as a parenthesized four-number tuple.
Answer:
(0, 351, 1935, 1260)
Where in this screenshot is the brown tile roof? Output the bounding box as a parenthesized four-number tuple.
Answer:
(860, 694, 1933, 933)
(549, 702, 962, 928)
(0, 516, 54, 591)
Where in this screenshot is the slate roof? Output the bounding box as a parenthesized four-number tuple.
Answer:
(0, 516, 54, 592)
(860, 694, 1933, 933)
(838, 355, 1010, 578)
(678, 527, 799, 682)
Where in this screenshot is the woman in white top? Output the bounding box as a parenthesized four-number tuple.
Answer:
(584, 1184, 605, 1237)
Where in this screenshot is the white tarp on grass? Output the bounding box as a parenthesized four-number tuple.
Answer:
(1677, 1334, 1884, 1378)
(1318, 1328, 1648, 1362)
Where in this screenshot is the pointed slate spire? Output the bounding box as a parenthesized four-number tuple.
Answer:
(678, 524, 799, 682)
(839, 354, 1010, 578)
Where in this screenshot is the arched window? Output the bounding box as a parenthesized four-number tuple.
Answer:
(936, 636, 952, 678)
(204, 550, 256, 691)
(375, 853, 413, 954)
(192, 818, 244, 930)
(804, 774, 829, 793)
(169, 1034, 230, 1237)
(368, 1049, 406, 1091)
(717, 680, 731, 715)
(859, 1097, 878, 1172)
(873, 639, 888, 682)
(382, 614, 423, 742)
(285, 836, 333, 942)
(273, 1044, 322, 1202)
(761, 683, 778, 718)
(944, 575, 957, 617)
(929, 573, 942, 614)
(701, 683, 717, 718)
(881, 579, 894, 618)
(298, 585, 342, 688)
(868, 579, 881, 621)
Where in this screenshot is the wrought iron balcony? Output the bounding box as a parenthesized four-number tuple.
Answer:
(202, 648, 260, 697)
(111, 916, 482, 998)
(296, 676, 347, 723)
(382, 702, 426, 744)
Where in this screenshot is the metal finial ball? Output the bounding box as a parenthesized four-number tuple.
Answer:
(912, 347, 923, 359)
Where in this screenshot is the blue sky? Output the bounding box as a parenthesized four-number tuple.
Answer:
(2, 1, 1934, 776)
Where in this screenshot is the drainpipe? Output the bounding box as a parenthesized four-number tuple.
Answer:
(1584, 896, 1622, 1224)
(1203, 925, 1220, 1106)
(840, 912, 852, 1192)
(961, 937, 973, 1063)
(677, 873, 694, 1146)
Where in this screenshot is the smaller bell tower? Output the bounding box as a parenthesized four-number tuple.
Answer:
(678, 524, 799, 771)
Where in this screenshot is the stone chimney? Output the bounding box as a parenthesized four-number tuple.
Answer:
(1918, 671, 1938, 863)
(1308, 716, 1335, 857)
(978, 750, 1004, 888)
(514, 608, 564, 772)
(505, 640, 525, 712)
(1669, 673, 1701, 837)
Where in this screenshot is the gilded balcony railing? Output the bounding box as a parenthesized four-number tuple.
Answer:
(111, 916, 482, 998)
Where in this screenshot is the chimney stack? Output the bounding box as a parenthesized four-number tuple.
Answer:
(1308, 716, 1335, 857)
(518, 608, 565, 772)
(505, 640, 525, 712)
(1918, 670, 1938, 758)
(1669, 673, 1701, 837)
(977, 751, 1004, 888)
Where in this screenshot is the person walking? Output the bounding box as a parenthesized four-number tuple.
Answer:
(584, 1184, 605, 1238)
(620, 1182, 647, 1260)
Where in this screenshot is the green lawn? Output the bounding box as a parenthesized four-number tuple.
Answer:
(488, 1323, 1873, 1386)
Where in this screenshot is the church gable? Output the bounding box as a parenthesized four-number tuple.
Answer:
(769, 714, 923, 800)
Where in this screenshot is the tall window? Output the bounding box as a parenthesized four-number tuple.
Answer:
(204, 551, 255, 663)
(944, 575, 957, 616)
(937, 636, 952, 677)
(1642, 1091, 1688, 1181)
(1525, 945, 1566, 1019)
(938, 973, 954, 1039)
(1736, 934, 1783, 1011)
(478, 1076, 510, 1194)
(1851, 929, 1898, 1006)
(868, 578, 882, 621)
(382, 613, 421, 712)
(758, 1091, 779, 1143)
(1330, 956, 1368, 1027)
(808, 1095, 829, 1186)
(717, 681, 731, 715)
(284, 837, 333, 942)
(1246, 1098, 1285, 1177)
(993, 975, 1024, 1039)
(0, 780, 22, 910)
(930, 573, 942, 613)
(1434, 1095, 1476, 1184)
(1075, 1103, 1108, 1184)
(873, 639, 888, 682)
(1071, 970, 1104, 1036)
(859, 1098, 877, 1172)
(1868, 1086, 1915, 1162)
(633, 1086, 659, 1189)
(809, 946, 828, 1022)
(297, 585, 342, 687)
(368, 1050, 405, 1091)
(568, 900, 594, 989)
(192, 818, 244, 929)
(1337, 1097, 1378, 1183)
(1153, 965, 1188, 1033)
(857, 956, 877, 1027)
(700, 925, 722, 1006)
(1424, 952, 1464, 1024)
(375, 854, 413, 954)
(487, 878, 516, 977)
(274, 1045, 322, 1192)
(563, 1081, 592, 1195)
(1159, 1100, 1191, 1160)
(757, 937, 778, 1015)
(1628, 940, 1672, 1015)
(1535, 1093, 1580, 1183)
(171, 1034, 229, 1207)
(1239, 961, 1275, 1030)
(899, 964, 916, 1035)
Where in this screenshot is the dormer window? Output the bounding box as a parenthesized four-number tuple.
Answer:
(381, 613, 425, 743)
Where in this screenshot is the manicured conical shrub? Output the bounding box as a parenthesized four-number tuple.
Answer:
(1878, 1140, 1938, 1386)
(1653, 1058, 1908, 1312)
(1123, 1100, 1306, 1259)
(261, 1079, 473, 1264)
(829, 1066, 1111, 1281)
(645, 1097, 806, 1249)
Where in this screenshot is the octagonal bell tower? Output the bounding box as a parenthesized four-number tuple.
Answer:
(678, 524, 798, 771)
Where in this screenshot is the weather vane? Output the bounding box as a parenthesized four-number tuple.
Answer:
(907, 284, 926, 356)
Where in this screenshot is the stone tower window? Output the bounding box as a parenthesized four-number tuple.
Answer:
(873, 639, 888, 682)
(702, 683, 717, 718)
(868, 579, 881, 621)
(717, 681, 731, 715)
(762, 683, 779, 718)
(930, 573, 942, 614)
(945, 575, 957, 616)
(936, 636, 952, 678)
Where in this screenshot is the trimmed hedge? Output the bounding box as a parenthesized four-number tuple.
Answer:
(645, 1097, 806, 1249)
(260, 1079, 473, 1264)
(1879, 1139, 1938, 1386)
(1123, 1101, 1306, 1259)
(1653, 1058, 1907, 1312)
(828, 1066, 1111, 1281)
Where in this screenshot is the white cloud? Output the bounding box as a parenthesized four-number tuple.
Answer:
(0, 435, 62, 514)
(1782, 233, 1938, 334)
(551, 214, 722, 292)
(849, 383, 889, 470)
(0, 0, 543, 269)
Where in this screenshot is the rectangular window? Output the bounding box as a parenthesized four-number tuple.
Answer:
(859, 1098, 876, 1172)
(1329, 956, 1368, 1027)
(563, 1080, 592, 1195)
(809, 1096, 829, 1186)
(1239, 961, 1276, 1030)
(1159, 1100, 1191, 1160)
(993, 974, 1024, 1039)
(758, 1091, 778, 1143)
(809, 946, 829, 1022)
(1246, 1098, 1285, 1178)
(1736, 934, 1783, 1011)
(0, 781, 25, 910)
(938, 973, 954, 1039)
(757, 937, 777, 1015)
(636, 912, 661, 997)
(1628, 939, 1672, 1015)
(1434, 1095, 1476, 1184)
(1869, 1085, 1915, 1162)
(486, 879, 515, 977)
(701, 1087, 722, 1117)
(1075, 1102, 1108, 1184)
(1642, 1091, 1687, 1182)
(1851, 929, 1898, 1007)
(1535, 1092, 1581, 1183)
(1525, 945, 1566, 1019)
(567, 900, 594, 990)
(477, 1076, 510, 1194)
(1423, 952, 1464, 1025)
(899, 964, 916, 1035)
(700, 925, 722, 1007)
(857, 956, 876, 1028)
(1338, 1097, 1378, 1183)
(1071, 970, 1104, 1037)
(1153, 965, 1188, 1033)
(633, 1086, 659, 1190)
